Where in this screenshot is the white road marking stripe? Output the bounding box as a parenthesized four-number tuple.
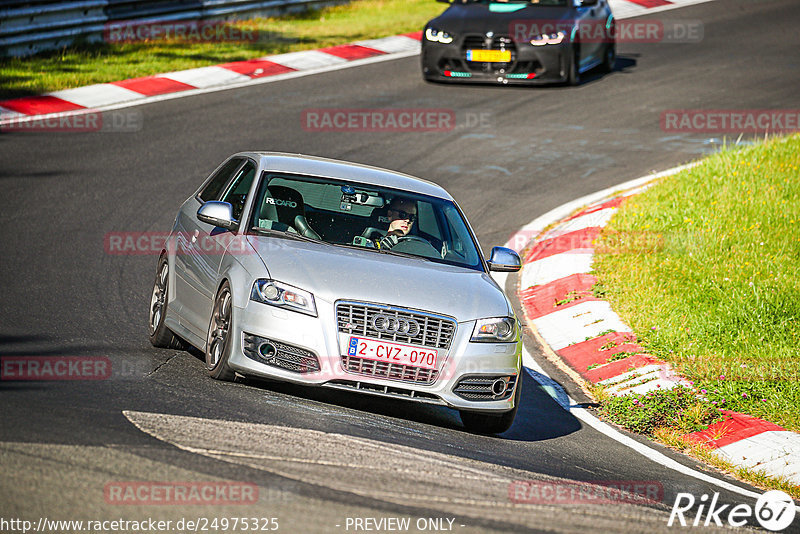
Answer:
(354, 35, 421, 54)
(266, 50, 348, 70)
(158, 66, 251, 88)
(49, 83, 146, 108)
(532, 300, 632, 351)
(520, 250, 594, 289)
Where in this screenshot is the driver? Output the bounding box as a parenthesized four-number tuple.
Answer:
(376, 198, 417, 249)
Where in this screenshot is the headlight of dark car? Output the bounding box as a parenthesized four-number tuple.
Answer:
(470, 317, 518, 343)
(251, 279, 317, 317)
(425, 27, 455, 44)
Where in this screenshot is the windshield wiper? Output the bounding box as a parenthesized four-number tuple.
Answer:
(250, 227, 330, 245)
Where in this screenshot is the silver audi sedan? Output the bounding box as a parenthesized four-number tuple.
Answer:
(149, 152, 523, 433)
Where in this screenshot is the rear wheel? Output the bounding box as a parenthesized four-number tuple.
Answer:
(206, 281, 236, 381)
(149, 256, 185, 349)
(459, 377, 522, 434)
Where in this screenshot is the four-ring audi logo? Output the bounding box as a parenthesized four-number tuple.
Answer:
(372, 314, 420, 337)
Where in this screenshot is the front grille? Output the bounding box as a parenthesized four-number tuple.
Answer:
(453, 375, 517, 401)
(341, 354, 438, 384)
(336, 301, 456, 349)
(243, 333, 320, 374)
(461, 34, 517, 73)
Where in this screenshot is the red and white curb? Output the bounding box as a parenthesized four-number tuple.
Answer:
(0, 0, 717, 126)
(510, 165, 800, 486)
(0, 33, 423, 125)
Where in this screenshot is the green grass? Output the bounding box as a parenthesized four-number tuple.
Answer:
(0, 0, 445, 99)
(593, 134, 800, 432)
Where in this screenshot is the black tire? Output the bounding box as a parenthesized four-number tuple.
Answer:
(205, 281, 236, 381)
(601, 42, 616, 73)
(149, 255, 186, 349)
(567, 46, 581, 86)
(459, 377, 522, 435)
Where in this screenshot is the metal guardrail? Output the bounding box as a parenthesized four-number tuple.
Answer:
(0, 0, 349, 57)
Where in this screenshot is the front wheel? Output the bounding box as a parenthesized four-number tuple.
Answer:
(149, 256, 185, 349)
(206, 281, 236, 381)
(459, 378, 522, 434)
(567, 46, 581, 86)
(601, 42, 616, 73)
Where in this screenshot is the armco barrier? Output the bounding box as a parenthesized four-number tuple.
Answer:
(0, 0, 350, 57)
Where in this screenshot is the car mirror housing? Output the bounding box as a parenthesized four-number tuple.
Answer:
(577, 0, 599, 6)
(487, 246, 521, 272)
(197, 201, 237, 230)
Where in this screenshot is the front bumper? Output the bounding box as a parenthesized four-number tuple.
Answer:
(421, 39, 570, 85)
(226, 298, 522, 413)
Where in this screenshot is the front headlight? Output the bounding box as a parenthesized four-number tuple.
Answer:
(470, 317, 518, 343)
(531, 31, 566, 46)
(251, 279, 317, 317)
(425, 27, 454, 44)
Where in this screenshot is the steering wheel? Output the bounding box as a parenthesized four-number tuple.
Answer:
(361, 227, 386, 240)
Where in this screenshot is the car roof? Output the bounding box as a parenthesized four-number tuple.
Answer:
(239, 152, 453, 201)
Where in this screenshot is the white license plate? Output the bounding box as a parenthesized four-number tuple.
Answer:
(347, 336, 437, 370)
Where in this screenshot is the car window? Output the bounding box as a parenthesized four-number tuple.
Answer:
(220, 160, 256, 222)
(198, 158, 243, 202)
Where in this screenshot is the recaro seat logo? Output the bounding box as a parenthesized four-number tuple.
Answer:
(264, 197, 297, 208)
(668, 490, 796, 531)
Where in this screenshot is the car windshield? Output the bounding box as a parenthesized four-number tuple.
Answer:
(249, 172, 484, 271)
(462, 0, 568, 6)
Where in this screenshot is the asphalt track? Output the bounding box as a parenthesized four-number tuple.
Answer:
(1, 0, 799, 532)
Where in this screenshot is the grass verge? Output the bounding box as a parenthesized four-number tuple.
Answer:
(0, 0, 444, 99)
(592, 134, 800, 433)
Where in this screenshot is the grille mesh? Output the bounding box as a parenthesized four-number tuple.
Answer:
(336, 302, 455, 349)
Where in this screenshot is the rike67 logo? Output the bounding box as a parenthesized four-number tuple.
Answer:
(668, 490, 796, 531)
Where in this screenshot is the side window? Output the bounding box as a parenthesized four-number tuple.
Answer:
(198, 158, 243, 202)
(220, 161, 256, 221)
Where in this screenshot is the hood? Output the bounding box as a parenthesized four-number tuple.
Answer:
(247, 236, 511, 322)
(430, 2, 576, 37)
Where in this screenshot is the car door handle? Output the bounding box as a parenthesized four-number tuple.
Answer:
(191, 229, 199, 243)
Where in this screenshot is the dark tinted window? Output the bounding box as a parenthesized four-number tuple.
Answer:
(220, 161, 257, 221)
(199, 158, 243, 202)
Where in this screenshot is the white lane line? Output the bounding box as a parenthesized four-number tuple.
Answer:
(521, 345, 763, 500)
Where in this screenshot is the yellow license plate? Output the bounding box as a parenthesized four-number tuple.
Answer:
(466, 49, 511, 62)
